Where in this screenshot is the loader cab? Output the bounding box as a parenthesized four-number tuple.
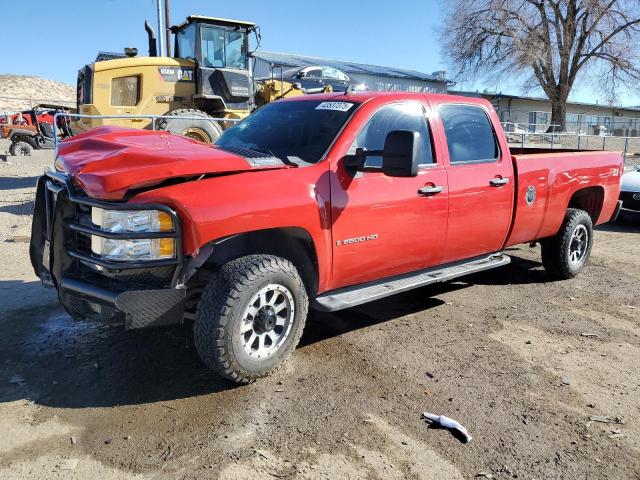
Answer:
(171, 16, 256, 112)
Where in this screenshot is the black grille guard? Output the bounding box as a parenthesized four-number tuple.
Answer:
(40, 169, 184, 287)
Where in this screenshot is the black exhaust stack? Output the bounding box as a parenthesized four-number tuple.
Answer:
(145, 20, 158, 57)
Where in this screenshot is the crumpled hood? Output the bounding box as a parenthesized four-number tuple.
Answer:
(56, 126, 290, 200)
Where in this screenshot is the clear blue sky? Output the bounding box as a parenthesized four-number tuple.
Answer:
(2, 0, 638, 106)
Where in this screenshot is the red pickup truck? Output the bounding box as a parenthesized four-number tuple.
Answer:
(30, 92, 623, 383)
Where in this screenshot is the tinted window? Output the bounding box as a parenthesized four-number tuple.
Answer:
(216, 100, 358, 164)
(225, 31, 245, 69)
(322, 67, 342, 79)
(349, 102, 433, 167)
(305, 69, 322, 78)
(440, 104, 499, 163)
(200, 26, 247, 69)
(176, 23, 196, 59)
(201, 26, 225, 67)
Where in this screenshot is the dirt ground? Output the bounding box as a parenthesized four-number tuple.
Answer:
(1, 141, 639, 480)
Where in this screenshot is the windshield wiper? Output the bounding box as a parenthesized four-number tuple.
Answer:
(246, 147, 300, 166)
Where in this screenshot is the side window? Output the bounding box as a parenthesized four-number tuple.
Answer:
(349, 102, 434, 167)
(305, 68, 322, 78)
(439, 104, 499, 164)
(322, 67, 340, 79)
(175, 23, 196, 59)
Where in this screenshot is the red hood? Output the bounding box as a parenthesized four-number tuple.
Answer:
(56, 126, 290, 200)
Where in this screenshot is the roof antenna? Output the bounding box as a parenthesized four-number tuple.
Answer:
(344, 84, 355, 95)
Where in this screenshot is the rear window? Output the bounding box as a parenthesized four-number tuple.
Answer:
(111, 76, 140, 107)
(440, 104, 499, 163)
(216, 100, 359, 164)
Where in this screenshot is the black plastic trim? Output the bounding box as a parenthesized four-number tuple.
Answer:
(611, 200, 624, 220)
(67, 250, 179, 270)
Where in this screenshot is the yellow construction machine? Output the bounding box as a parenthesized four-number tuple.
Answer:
(75, 16, 306, 143)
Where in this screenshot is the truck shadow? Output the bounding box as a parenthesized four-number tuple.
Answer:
(466, 254, 549, 286)
(0, 254, 550, 409)
(0, 199, 35, 215)
(0, 175, 39, 191)
(596, 216, 640, 233)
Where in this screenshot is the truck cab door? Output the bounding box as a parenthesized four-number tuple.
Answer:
(328, 101, 449, 290)
(432, 102, 514, 263)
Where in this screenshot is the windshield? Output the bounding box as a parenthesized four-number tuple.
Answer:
(216, 100, 359, 164)
(200, 25, 247, 69)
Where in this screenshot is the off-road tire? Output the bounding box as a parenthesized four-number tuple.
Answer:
(194, 255, 308, 384)
(541, 208, 593, 279)
(9, 140, 34, 156)
(157, 109, 222, 143)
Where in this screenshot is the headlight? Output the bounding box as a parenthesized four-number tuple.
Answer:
(92, 208, 173, 233)
(90, 208, 175, 261)
(91, 237, 175, 261)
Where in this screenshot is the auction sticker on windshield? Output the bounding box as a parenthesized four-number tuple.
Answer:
(315, 102, 354, 112)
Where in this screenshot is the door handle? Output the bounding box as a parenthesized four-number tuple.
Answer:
(489, 177, 510, 186)
(418, 185, 444, 196)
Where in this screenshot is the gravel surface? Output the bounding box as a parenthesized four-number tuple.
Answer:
(1, 143, 639, 479)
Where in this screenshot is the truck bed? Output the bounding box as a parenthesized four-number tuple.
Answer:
(504, 149, 623, 247)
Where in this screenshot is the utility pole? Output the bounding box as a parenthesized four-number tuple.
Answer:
(164, 0, 171, 56)
(156, 0, 165, 57)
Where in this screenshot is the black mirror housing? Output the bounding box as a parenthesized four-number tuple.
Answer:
(382, 130, 420, 177)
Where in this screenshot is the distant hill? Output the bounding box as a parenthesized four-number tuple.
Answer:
(0, 75, 75, 112)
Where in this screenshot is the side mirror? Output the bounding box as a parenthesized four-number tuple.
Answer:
(342, 130, 420, 176)
(295, 72, 305, 79)
(381, 130, 420, 177)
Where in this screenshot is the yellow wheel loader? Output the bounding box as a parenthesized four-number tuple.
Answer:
(75, 16, 304, 143)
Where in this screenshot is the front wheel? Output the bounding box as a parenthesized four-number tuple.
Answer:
(9, 140, 34, 156)
(541, 208, 593, 279)
(194, 255, 308, 383)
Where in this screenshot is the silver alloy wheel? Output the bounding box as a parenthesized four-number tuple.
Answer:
(568, 224, 589, 266)
(240, 284, 295, 358)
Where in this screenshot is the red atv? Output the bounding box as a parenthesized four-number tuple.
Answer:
(1, 105, 73, 156)
(0, 108, 56, 127)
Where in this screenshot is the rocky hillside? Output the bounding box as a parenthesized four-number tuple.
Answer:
(0, 75, 75, 112)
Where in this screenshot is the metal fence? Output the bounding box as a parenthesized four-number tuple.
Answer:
(53, 113, 241, 154)
(503, 129, 640, 156)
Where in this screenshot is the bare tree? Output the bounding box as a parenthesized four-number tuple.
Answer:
(442, 0, 640, 131)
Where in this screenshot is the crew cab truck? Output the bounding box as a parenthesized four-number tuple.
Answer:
(30, 92, 623, 383)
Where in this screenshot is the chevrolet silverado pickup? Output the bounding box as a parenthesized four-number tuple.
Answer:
(30, 92, 624, 383)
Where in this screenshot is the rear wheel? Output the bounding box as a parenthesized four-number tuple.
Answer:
(541, 208, 593, 279)
(9, 140, 34, 156)
(194, 255, 308, 383)
(157, 109, 222, 143)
